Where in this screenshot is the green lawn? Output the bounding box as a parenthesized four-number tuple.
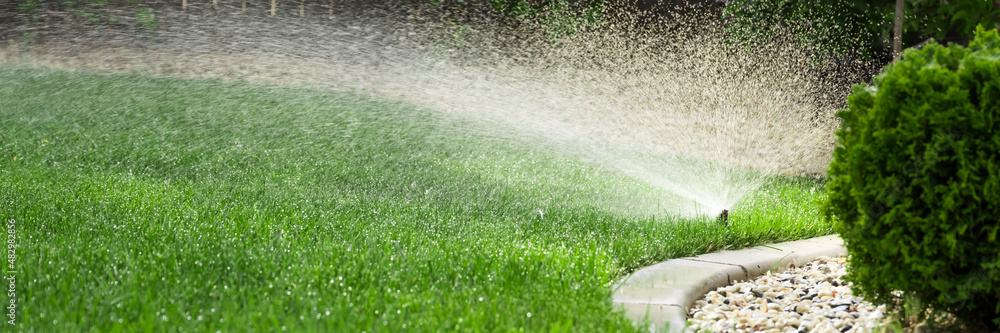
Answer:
(0, 66, 833, 332)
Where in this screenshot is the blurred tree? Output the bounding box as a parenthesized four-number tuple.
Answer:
(723, 0, 1000, 61)
(432, 0, 606, 40)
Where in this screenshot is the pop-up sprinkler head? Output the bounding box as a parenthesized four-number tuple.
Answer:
(717, 209, 729, 226)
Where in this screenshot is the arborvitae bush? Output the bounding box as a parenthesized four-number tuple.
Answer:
(826, 26, 1000, 329)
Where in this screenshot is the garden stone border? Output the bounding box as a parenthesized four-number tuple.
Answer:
(612, 235, 846, 332)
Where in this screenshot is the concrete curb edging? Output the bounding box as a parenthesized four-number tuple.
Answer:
(612, 235, 847, 332)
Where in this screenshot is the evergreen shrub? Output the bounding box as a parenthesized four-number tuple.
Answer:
(826, 26, 1000, 329)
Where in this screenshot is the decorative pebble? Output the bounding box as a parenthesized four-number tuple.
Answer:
(687, 256, 889, 333)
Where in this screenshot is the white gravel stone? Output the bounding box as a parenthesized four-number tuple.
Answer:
(687, 256, 888, 333)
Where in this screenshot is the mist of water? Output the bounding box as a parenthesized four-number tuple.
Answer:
(350, 3, 856, 218)
(0, 1, 873, 218)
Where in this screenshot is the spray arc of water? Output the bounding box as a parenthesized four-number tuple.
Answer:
(1, 1, 853, 219)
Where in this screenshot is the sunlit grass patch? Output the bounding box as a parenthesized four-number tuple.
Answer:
(0, 66, 832, 332)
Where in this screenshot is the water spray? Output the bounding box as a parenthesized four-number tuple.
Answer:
(23, 0, 846, 220)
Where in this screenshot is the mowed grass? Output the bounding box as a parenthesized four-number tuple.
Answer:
(0, 66, 833, 332)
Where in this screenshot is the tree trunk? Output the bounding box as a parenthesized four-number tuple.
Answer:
(893, 0, 903, 60)
(242, 0, 246, 12)
(213, 0, 218, 11)
(328, 0, 333, 19)
(270, 0, 276, 16)
(182, 0, 187, 10)
(995, 0, 1000, 30)
(300, 0, 304, 17)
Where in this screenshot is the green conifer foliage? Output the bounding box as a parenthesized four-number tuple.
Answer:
(826, 26, 1000, 329)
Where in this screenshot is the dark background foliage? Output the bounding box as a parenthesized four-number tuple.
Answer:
(723, 0, 1000, 63)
